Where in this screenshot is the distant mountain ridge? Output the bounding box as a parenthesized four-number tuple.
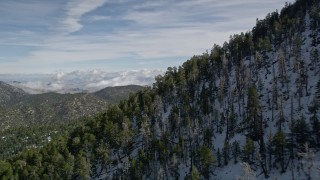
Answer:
(0, 82, 27, 106)
(1, 69, 162, 94)
(0, 81, 143, 129)
(0, 81, 143, 159)
(94, 85, 143, 103)
(1, 0, 320, 179)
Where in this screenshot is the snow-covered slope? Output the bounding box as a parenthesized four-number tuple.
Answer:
(2, 1, 320, 179)
(95, 1, 320, 179)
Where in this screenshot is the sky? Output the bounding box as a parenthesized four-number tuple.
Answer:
(0, 0, 295, 75)
(0, 0, 296, 93)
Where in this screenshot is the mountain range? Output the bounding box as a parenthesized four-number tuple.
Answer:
(0, 0, 320, 179)
(0, 82, 143, 128)
(0, 82, 143, 159)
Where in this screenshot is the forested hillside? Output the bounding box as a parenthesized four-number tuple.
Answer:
(0, 83, 142, 159)
(94, 85, 143, 104)
(1, 0, 320, 179)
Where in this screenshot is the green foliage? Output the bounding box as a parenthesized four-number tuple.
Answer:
(0, 0, 318, 179)
(185, 165, 201, 180)
(0, 109, 137, 179)
(0, 85, 142, 159)
(247, 85, 260, 118)
(273, 131, 286, 150)
(204, 128, 213, 147)
(200, 146, 217, 169)
(272, 131, 286, 172)
(246, 85, 262, 140)
(94, 85, 143, 104)
(0, 160, 13, 179)
(243, 138, 255, 162)
(0, 122, 78, 159)
(129, 158, 141, 180)
(229, 108, 238, 138)
(293, 115, 311, 147)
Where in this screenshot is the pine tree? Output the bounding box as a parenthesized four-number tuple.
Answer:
(223, 141, 230, 166)
(247, 85, 261, 141)
(204, 129, 213, 148)
(129, 158, 141, 180)
(186, 165, 200, 180)
(295, 115, 311, 148)
(277, 95, 286, 131)
(273, 131, 286, 173)
(232, 141, 240, 164)
(243, 137, 255, 163)
(74, 153, 90, 180)
(288, 118, 297, 160)
(310, 48, 319, 70)
(309, 98, 320, 147)
(297, 143, 315, 180)
(217, 148, 222, 167)
(278, 49, 288, 89)
(229, 105, 238, 138)
(266, 131, 274, 174)
(0, 161, 13, 179)
(200, 146, 217, 179)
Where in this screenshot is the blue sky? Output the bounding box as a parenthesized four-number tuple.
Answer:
(0, 0, 294, 74)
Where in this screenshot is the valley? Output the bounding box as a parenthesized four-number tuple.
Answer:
(0, 83, 142, 159)
(0, 0, 320, 179)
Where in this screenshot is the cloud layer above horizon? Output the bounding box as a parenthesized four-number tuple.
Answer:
(1, 69, 163, 94)
(0, 0, 294, 75)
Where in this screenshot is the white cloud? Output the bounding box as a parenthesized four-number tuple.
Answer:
(0, 1, 60, 25)
(0, 0, 295, 74)
(90, 15, 110, 21)
(4, 69, 164, 94)
(62, 0, 108, 33)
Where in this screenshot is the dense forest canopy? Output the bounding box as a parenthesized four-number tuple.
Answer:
(1, 0, 320, 179)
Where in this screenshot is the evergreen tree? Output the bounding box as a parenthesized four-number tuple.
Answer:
(223, 141, 230, 165)
(229, 106, 238, 138)
(243, 138, 255, 163)
(295, 115, 311, 148)
(232, 141, 240, 164)
(273, 131, 286, 173)
(0, 161, 13, 179)
(200, 146, 216, 179)
(247, 85, 261, 140)
(310, 48, 319, 70)
(217, 148, 222, 167)
(129, 158, 141, 180)
(309, 98, 320, 147)
(186, 165, 200, 180)
(204, 129, 213, 148)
